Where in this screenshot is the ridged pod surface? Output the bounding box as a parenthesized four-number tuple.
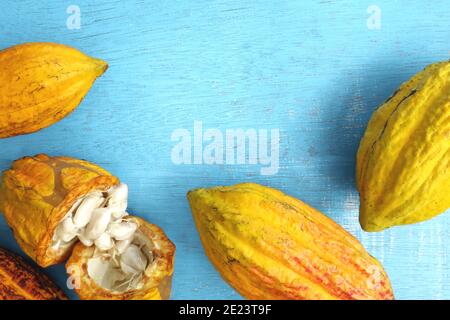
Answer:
(357, 61, 450, 231)
(0, 42, 107, 138)
(0, 247, 67, 300)
(0, 154, 118, 267)
(187, 183, 394, 300)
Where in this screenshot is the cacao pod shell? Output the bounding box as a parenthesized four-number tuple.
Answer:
(0, 247, 67, 300)
(0, 154, 118, 267)
(0, 42, 107, 138)
(357, 61, 450, 231)
(66, 216, 175, 300)
(187, 183, 394, 300)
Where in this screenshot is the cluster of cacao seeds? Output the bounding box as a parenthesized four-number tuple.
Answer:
(52, 183, 150, 291)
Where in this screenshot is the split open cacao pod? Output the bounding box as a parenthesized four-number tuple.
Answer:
(357, 61, 450, 231)
(0, 42, 107, 138)
(0, 154, 175, 300)
(188, 183, 394, 300)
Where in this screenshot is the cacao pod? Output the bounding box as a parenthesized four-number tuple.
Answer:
(357, 61, 450, 231)
(187, 183, 394, 300)
(0, 154, 175, 300)
(0, 42, 107, 138)
(0, 247, 67, 300)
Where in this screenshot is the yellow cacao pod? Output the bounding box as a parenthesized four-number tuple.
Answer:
(187, 183, 394, 300)
(0, 42, 107, 138)
(0, 154, 175, 300)
(0, 247, 67, 300)
(357, 61, 450, 231)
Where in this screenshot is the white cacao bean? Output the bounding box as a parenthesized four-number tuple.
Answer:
(59, 218, 79, 242)
(109, 221, 137, 241)
(95, 233, 114, 251)
(85, 208, 112, 240)
(87, 257, 112, 286)
(120, 244, 147, 273)
(115, 238, 133, 255)
(120, 261, 139, 275)
(61, 217, 78, 234)
(108, 183, 128, 213)
(73, 193, 105, 228)
(78, 232, 94, 247)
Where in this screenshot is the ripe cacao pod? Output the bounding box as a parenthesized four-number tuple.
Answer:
(187, 183, 394, 300)
(0, 154, 175, 300)
(0, 42, 107, 138)
(0, 247, 67, 300)
(357, 61, 450, 231)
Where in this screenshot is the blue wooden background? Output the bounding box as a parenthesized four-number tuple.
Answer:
(0, 1, 449, 300)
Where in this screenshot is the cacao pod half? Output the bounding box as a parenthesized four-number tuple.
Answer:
(0, 42, 107, 138)
(0, 247, 67, 300)
(0, 154, 118, 267)
(357, 61, 450, 231)
(0, 154, 175, 300)
(187, 183, 394, 300)
(66, 216, 175, 300)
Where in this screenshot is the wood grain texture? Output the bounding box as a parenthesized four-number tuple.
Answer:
(0, 0, 449, 299)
